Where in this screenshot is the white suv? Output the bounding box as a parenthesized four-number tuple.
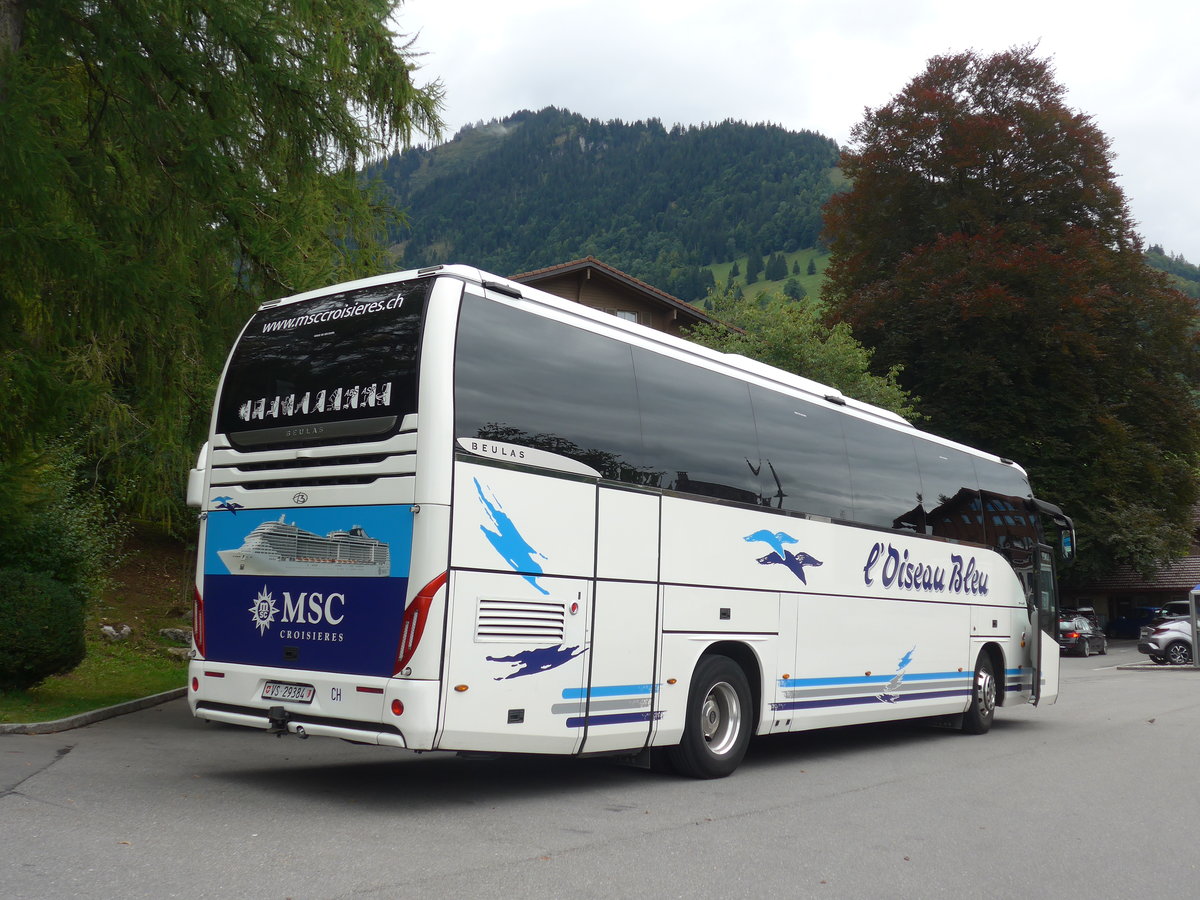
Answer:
(1137, 619, 1194, 665)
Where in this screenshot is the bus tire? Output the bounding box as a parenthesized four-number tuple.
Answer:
(668, 655, 753, 779)
(961, 652, 996, 735)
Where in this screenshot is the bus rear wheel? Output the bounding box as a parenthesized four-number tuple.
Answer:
(669, 655, 752, 779)
(961, 653, 996, 735)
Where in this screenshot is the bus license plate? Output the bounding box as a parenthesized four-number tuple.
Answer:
(262, 681, 315, 703)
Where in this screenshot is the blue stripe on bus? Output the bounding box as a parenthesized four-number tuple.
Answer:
(780, 671, 969, 688)
(566, 710, 665, 728)
(773, 688, 971, 712)
(561, 683, 659, 700)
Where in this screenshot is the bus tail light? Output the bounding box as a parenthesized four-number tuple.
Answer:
(394, 571, 448, 675)
(193, 587, 206, 657)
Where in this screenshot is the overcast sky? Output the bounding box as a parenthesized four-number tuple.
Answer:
(398, 0, 1199, 263)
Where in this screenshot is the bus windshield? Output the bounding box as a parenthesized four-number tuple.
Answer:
(217, 279, 431, 449)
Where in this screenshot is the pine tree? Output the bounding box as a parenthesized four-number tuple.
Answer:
(0, 0, 442, 527)
(745, 250, 763, 284)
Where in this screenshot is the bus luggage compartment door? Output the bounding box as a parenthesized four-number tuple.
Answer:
(438, 571, 591, 754)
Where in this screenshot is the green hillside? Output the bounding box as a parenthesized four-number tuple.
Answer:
(371, 107, 842, 303)
(371, 107, 1197, 308)
(707, 248, 832, 306)
(1146, 244, 1200, 299)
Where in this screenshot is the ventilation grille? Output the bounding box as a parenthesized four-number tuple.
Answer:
(208, 450, 415, 490)
(475, 598, 565, 643)
(236, 453, 392, 472)
(234, 474, 379, 490)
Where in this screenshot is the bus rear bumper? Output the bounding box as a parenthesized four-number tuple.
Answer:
(193, 701, 410, 748)
(188, 660, 442, 750)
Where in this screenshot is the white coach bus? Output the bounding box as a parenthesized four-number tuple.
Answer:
(187, 264, 1073, 778)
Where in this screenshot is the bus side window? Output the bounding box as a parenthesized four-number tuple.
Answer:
(914, 441, 984, 543)
(841, 417, 921, 531)
(749, 386, 852, 519)
(631, 349, 762, 504)
(455, 296, 644, 480)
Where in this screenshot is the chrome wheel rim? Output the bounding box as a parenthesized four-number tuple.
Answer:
(1167, 643, 1192, 665)
(975, 669, 996, 717)
(701, 681, 741, 756)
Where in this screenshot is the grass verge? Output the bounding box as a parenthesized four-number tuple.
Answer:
(0, 640, 187, 724)
(0, 527, 193, 725)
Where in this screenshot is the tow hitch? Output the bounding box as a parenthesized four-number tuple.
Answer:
(265, 706, 309, 738)
(266, 706, 290, 736)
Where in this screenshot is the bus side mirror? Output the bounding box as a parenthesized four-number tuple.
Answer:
(186, 442, 209, 508)
(1027, 497, 1075, 565)
(1060, 528, 1075, 563)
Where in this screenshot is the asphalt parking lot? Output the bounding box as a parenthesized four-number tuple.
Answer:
(3, 639, 1198, 899)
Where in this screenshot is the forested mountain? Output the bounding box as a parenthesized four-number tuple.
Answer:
(371, 107, 842, 301)
(1146, 245, 1200, 299)
(372, 107, 1197, 306)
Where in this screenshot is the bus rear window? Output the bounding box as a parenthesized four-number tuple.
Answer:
(217, 279, 431, 449)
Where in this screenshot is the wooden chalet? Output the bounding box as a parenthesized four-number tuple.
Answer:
(510, 256, 715, 338)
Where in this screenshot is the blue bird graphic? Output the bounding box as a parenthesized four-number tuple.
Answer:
(744, 529, 798, 557)
(212, 496, 244, 514)
(745, 530, 823, 583)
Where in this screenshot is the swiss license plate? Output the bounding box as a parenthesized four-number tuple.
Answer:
(262, 681, 315, 703)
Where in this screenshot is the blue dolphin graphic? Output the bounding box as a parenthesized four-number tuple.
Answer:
(487, 645, 585, 679)
(877, 646, 917, 703)
(474, 478, 549, 595)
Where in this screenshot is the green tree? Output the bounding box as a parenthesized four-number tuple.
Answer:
(782, 277, 806, 300)
(0, 0, 442, 528)
(744, 249, 763, 285)
(688, 288, 917, 419)
(806, 257, 817, 276)
(822, 45, 1200, 581)
(764, 252, 788, 281)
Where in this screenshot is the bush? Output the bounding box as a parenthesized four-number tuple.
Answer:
(0, 443, 122, 602)
(0, 568, 85, 691)
(0, 443, 124, 689)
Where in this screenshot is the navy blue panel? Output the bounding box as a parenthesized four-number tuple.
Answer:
(203, 574, 408, 677)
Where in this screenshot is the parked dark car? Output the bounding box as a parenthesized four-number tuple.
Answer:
(1058, 614, 1108, 657)
(1107, 606, 1159, 639)
(1138, 619, 1194, 665)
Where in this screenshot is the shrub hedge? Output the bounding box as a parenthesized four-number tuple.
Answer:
(0, 568, 85, 691)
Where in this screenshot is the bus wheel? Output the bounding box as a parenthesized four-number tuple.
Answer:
(669, 655, 752, 779)
(961, 653, 996, 735)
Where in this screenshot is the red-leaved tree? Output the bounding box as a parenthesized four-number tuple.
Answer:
(823, 45, 1200, 582)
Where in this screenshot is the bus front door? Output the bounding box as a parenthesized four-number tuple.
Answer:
(1029, 544, 1060, 705)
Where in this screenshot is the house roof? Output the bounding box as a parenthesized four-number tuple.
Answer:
(1077, 557, 1200, 593)
(510, 256, 716, 326)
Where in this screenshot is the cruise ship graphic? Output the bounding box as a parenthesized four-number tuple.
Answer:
(218, 515, 390, 577)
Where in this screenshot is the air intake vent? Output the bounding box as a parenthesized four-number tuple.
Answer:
(237, 453, 391, 472)
(475, 598, 565, 643)
(238, 475, 379, 490)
